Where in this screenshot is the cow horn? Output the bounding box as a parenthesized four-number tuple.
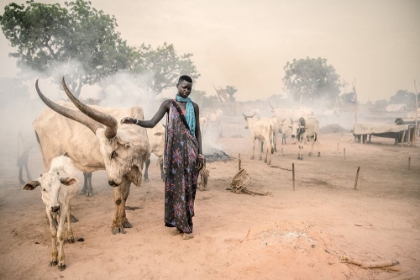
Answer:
(35, 80, 103, 134)
(62, 77, 118, 139)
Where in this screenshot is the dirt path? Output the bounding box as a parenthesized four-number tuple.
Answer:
(1, 132, 419, 279)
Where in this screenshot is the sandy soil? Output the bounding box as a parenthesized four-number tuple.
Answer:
(0, 125, 419, 280)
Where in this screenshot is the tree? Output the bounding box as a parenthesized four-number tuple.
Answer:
(282, 57, 342, 106)
(0, 0, 134, 97)
(225, 86, 237, 102)
(389, 90, 419, 110)
(130, 43, 200, 95)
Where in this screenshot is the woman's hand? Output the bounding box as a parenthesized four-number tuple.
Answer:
(121, 117, 136, 125)
(196, 158, 204, 172)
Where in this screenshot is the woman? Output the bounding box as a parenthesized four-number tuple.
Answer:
(121, 75, 203, 240)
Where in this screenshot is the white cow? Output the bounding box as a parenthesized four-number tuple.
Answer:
(144, 124, 166, 182)
(23, 155, 79, 271)
(269, 117, 280, 151)
(34, 78, 150, 234)
(243, 114, 274, 165)
(199, 116, 208, 137)
(208, 109, 223, 129)
(291, 116, 321, 160)
(279, 118, 293, 145)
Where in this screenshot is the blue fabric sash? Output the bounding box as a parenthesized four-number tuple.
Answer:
(175, 94, 196, 135)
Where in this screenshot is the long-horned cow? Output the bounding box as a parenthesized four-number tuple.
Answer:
(243, 113, 274, 165)
(34, 78, 150, 234)
(23, 155, 79, 271)
(291, 116, 321, 160)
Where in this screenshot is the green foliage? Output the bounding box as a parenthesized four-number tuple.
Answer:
(0, 0, 134, 97)
(389, 89, 419, 109)
(282, 57, 342, 106)
(130, 43, 200, 95)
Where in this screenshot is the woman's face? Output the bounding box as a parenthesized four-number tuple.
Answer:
(177, 80, 192, 98)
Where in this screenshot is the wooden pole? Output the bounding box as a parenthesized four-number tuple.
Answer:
(408, 157, 411, 170)
(238, 153, 241, 171)
(354, 166, 360, 190)
(292, 163, 295, 191)
(401, 130, 406, 147)
(414, 80, 419, 146)
(343, 148, 346, 159)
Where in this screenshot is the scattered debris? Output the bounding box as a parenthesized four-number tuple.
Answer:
(227, 168, 269, 196)
(329, 256, 400, 270)
(125, 206, 140, 211)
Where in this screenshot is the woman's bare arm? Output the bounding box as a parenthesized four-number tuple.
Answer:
(121, 100, 171, 128)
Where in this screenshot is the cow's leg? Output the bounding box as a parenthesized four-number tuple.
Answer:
(66, 204, 75, 243)
(144, 158, 150, 182)
(159, 157, 165, 181)
(112, 177, 131, 234)
(260, 141, 263, 160)
(251, 139, 255, 160)
(298, 138, 303, 160)
(47, 210, 58, 267)
(81, 172, 93, 196)
(57, 208, 68, 271)
(308, 136, 314, 156)
(316, 134, 321, 157)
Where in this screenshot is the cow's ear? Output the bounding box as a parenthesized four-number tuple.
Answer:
(60, 177, 77, 186)
(23, 180, 40, 190)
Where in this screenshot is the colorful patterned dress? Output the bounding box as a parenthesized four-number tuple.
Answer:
(163, 101, 198, 234)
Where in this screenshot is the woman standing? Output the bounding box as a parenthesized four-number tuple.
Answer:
(121, 75, 203, 240)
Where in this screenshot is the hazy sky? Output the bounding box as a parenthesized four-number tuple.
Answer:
(0, 0, 419, 103)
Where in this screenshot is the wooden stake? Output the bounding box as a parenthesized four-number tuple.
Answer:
(292, 163, 295, 191)
(354, 166, 360, 190)
(401, 131, 406, 147)
(343, 148, 346, 159)
(238, 153, 241, 171)
(408, 157, 411, 170)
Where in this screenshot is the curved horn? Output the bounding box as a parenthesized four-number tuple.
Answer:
(35, 80, 103, 134)
(62, 77, 117, 139)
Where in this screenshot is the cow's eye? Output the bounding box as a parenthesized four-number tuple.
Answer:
(111, 151, 117, 159)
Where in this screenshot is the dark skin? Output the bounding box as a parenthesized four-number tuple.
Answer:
(121, 80, 204, 171)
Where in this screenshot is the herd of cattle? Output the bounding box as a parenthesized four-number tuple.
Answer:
(17, 79, 321, 270)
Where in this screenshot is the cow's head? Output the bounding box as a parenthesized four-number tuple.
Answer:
(23, 173, 77, 212)
(35, 78, 149, 187)
(291, 117, 306, 139)
(242, 113, 256, 129)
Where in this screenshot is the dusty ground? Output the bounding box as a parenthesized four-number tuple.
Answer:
(0, 123, 420, 280)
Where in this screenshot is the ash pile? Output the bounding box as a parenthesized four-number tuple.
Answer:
(319, 123, 349, 133)
(203, 148, 232, 162)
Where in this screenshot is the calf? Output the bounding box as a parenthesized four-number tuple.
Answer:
(291, 117, 321, 160)
(23, 155, 80, 271)
(243, 114, 274, 165)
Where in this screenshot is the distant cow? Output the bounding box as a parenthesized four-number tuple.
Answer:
(279, 118, 293, 145)
(291, 116, 321, 160)
(17, 123, 37, 184)
(23, 155, 80, 271)
(199, 116, 208, 137)
(144, 124, 166, 182)
(243, 114, 274, 165)
(208, 109, 223, 129)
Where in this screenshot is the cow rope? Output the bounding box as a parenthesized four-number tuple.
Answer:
(227, 168, 269, 196)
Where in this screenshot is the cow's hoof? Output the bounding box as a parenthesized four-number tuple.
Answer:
(68, 236, 75, 243)
(58, 264, 66, 271)
(318, 153, 321, 157)
(144, 178, 150, 182)
(112, 227, 126, 235)
(79, 189, 87, 195)
(70, 214, 78, 223)
(50, 260, 58, 266)
(122, 220, 132, 228)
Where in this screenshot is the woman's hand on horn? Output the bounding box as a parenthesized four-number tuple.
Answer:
(121, 117, 136, 125)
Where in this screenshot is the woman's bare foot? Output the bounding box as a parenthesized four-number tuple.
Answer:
(171, 228, 182, 236)
(183, 233, 194, 240)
